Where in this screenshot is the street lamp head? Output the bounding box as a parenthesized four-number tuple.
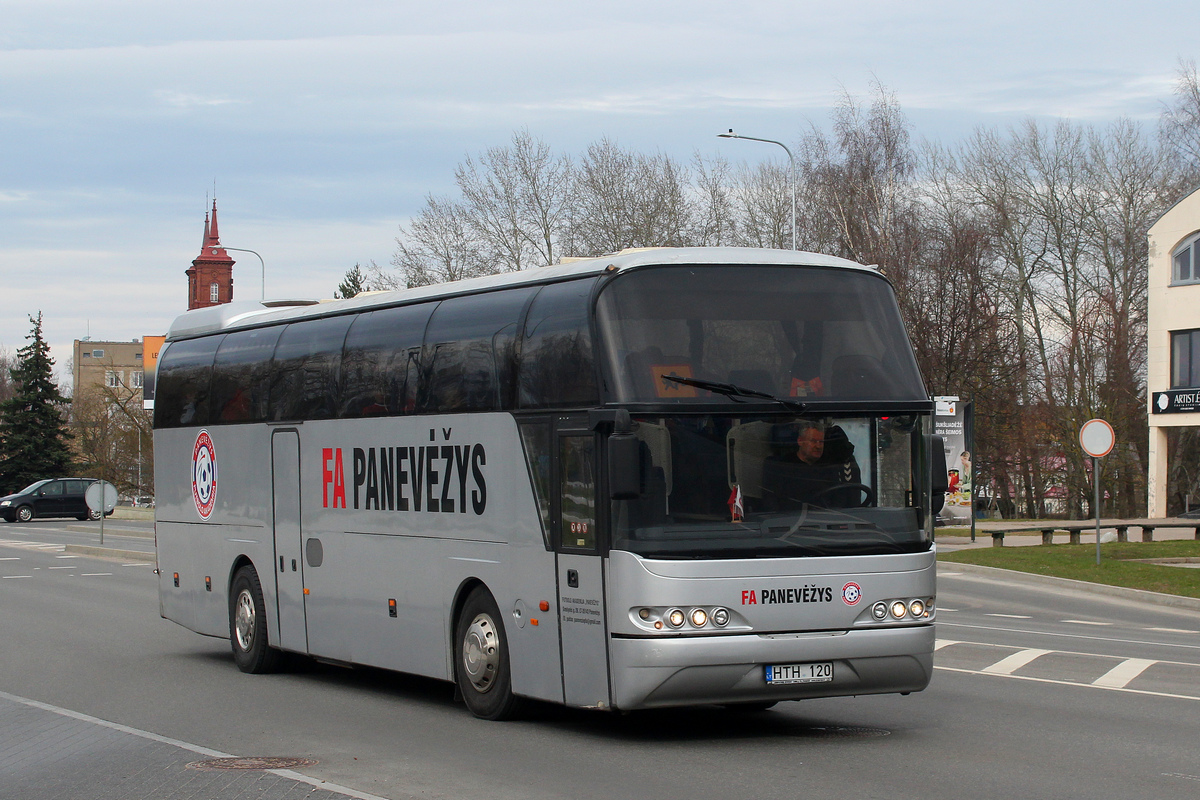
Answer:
(717, 129, 737, 138)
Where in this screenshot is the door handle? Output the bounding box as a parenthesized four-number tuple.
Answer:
(567, 569, 579, 588)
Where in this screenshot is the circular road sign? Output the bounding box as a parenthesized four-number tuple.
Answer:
(85, 481, 119, 514)
(1079, 418, 1115, 458)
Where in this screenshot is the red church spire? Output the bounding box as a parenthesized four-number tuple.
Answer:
(185, 199, 236, 310)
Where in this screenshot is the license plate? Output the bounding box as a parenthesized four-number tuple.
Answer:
(765, 662, 834, 684)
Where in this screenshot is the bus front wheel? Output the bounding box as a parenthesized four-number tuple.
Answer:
(455, 586, 524, 720)
(229, 565, 282, 674)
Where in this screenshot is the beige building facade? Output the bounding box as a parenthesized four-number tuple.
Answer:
(73, 339, 145, 402)
(1147, 186, 1200, 516)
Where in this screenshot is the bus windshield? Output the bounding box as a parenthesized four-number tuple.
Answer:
(595, 264, 926, 405)
(611, 413, 931, 559)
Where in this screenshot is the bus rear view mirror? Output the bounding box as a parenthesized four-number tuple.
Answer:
(928, 435, 948, 514)
(609, 432, 642, 500)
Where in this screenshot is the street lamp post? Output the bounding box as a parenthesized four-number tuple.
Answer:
(219, 246, 266, 300)
(717, 129, 797, 250)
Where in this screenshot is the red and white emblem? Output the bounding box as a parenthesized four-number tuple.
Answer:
(191, 430, 217, 519)
(842, 582, 862, 605)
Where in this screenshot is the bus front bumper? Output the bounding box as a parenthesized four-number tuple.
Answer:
(608, 624, 934, 711)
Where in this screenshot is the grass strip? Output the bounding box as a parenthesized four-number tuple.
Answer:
(938, 540, 1200, 599)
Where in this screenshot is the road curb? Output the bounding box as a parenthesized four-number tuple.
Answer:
(64, 544, 155, 563)
(938, 560, 1200, 612)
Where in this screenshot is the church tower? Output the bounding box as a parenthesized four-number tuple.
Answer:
(186, 200, 235, 310)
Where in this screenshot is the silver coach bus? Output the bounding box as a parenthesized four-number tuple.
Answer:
(153, 247, 943, 720)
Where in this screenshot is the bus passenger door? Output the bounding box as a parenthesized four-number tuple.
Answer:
(271, 429, 308, 653)
(555, 422, 611, 709)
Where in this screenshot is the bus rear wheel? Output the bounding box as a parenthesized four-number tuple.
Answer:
(229, 565, 282, 674)
(455, 586, 524, 720)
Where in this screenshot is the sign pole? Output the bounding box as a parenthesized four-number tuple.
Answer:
(1094, 456, 1101, 566)
(1079, 419, 1115, 568)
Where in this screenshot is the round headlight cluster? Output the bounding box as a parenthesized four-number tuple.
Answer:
(872, 598, 933, 621)
(636, 606, 731, 630)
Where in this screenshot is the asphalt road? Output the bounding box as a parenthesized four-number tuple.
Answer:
(2, 528, 1199, 800)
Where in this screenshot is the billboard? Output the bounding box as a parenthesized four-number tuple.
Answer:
(142, 335, 166, 410)
(934, 396, 973, 523)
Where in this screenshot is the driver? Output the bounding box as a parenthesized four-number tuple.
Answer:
(759, 420, 864, 510)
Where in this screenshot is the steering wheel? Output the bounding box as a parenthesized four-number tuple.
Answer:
(813, 482, 876, 507)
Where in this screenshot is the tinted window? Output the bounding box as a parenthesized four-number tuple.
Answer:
(519, 280, 599, 408)
(64, 480, 88, 495)
(595, 265, 927, 404)
(270, 316, 354, 421)
(42, 481, 64, 496)
(211, 327, 282, 423)
(340, 303, 434, 417)
(154, 336, 224, 428)
(422, 289, 536, 413)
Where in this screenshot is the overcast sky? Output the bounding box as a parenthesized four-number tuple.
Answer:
(1, 0, 1195, 376)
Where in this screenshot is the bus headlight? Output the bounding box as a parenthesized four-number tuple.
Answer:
(909, 599, 926, 618)
(890, 601, 909, 619)
(667, 609, 686, 628)
(690, 608, 708, 627)
(712, 607, 729, 627)
(872, 602, 889, 621)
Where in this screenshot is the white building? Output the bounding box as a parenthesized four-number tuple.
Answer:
(1147, 185, 1200, 516)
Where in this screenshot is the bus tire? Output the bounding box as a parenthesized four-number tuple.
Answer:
(229, 565, 282, 674)
(455, 586, 524, 720)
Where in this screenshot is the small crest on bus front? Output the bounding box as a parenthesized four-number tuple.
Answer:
(192, 430, 217, 519)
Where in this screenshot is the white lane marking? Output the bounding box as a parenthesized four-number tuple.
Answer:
(122, 563, 151, 568)
(0, 557, 19, 561)
(938, 608, 960, 612)
(0, 690, 391, 800)
(935, 666, 1200, 701)
(934, 639, 960, 650)
(982, 648, 1052, 675)
(55, 555, 79, 559)
(1162, 773, 1200, 782)
(0, 539, 65, 552)
(48, 566, 74, 570)
(939, 571, 963, 576)
(939, 621, 1200, 652)
(1062, 619, 1113, 626)
(80, 573, 113, 577)
(986, 613, 1032, 619)
(1149, 627, 1200, 635)
(1, 575, 32, 579)
(1093, 658, 1157, 688)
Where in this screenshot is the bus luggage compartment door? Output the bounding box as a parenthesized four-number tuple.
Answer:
(271, 430, 309, 653)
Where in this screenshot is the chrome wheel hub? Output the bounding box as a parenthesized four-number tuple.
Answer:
(234, 589, 255, 652)
(461, 613, 499, 693)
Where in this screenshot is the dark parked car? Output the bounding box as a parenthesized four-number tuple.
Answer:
(0, 478, 108, 522)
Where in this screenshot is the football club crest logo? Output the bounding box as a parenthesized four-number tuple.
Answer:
(842, 582, 862, 606)
(192, 430, 217, 519)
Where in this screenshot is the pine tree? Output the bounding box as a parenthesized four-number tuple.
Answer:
(334, 263, 369, 299)
(0, 313, 74, 494)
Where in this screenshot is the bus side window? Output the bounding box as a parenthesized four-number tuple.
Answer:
(269, 316, 353, 421)
(154, 336, 224, 428)
(211, 327, 282, 423)
(340, 303, 434, 417)
(421, 288, 536, 413)
(519, 279, 599, 409)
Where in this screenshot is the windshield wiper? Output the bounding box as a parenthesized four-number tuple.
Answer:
(662, 375, 807, 413)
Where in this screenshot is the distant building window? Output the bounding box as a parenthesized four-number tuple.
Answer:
(210, 282, 220, 302)
(131, 371, 144, 389)
(92, 349, 104, 358)
(105, 370, 124, 388)
(1171, 329, 1200, 388)
(1173, 233, 1200, 284)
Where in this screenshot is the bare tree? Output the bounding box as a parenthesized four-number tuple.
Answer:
(570, 138, 693, 255)
(391, 196, 490, 288)
(1160, 59, 1200, 184)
